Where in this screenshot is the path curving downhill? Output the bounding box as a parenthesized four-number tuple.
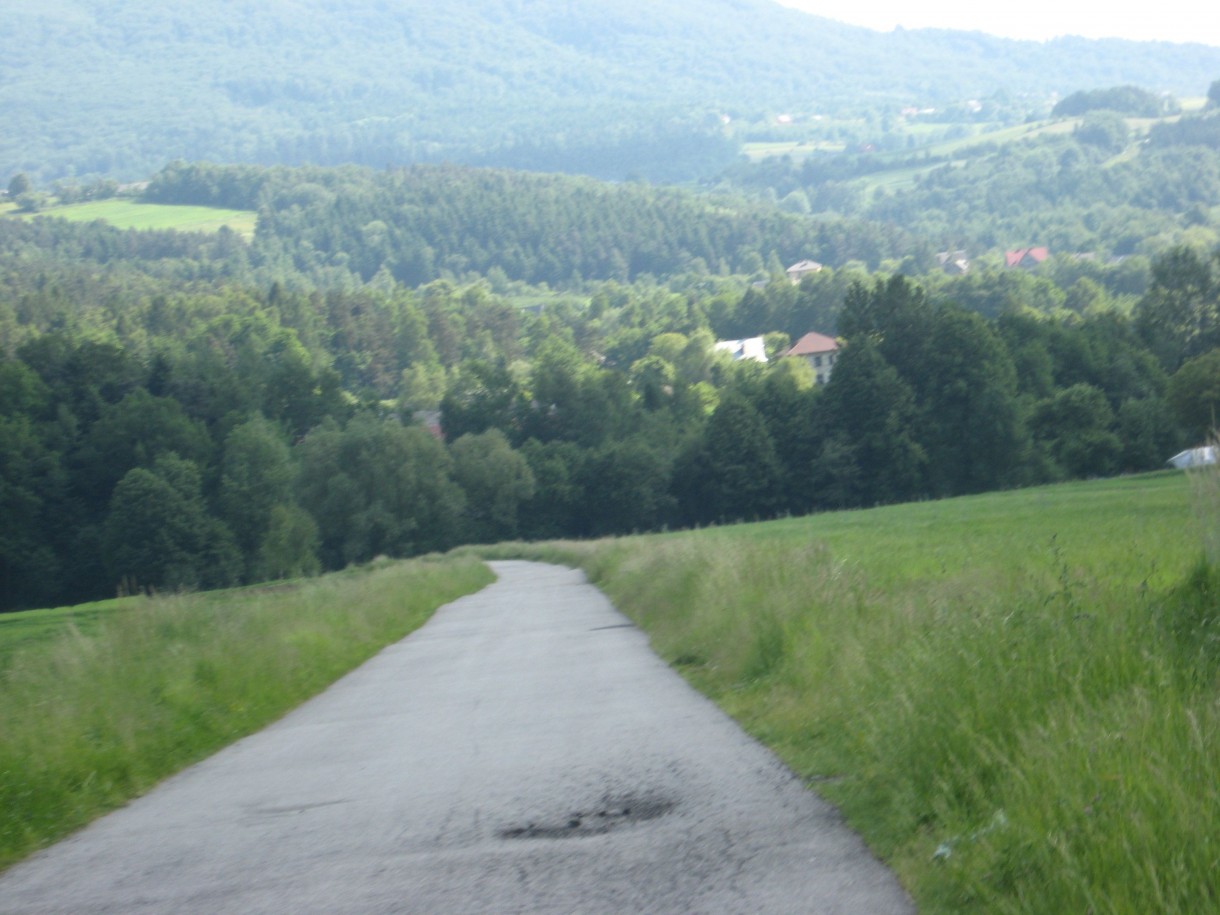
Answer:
(0, 561, 912, 913)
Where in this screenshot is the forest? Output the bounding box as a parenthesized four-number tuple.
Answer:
(3, 156, 1220, 610)
(6, 0, 1220, 185)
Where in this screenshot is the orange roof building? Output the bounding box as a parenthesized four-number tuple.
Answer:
(784, 332, 840, 384)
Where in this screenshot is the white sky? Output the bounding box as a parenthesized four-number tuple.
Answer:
(774, 0, 1220, 47)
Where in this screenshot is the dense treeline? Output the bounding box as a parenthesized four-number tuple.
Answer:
(1052, 85, 1178, 117)
(3, 202, 1219, 611)
(1149, 106, 1220, 149)
(145, 161, 913, 285)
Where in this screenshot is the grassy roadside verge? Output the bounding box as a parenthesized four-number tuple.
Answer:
(0, 555, 492, 871)
(480, 472, 1216, 913)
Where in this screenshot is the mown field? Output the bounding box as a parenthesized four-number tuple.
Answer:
(742, 139, 850, 162)
(0, 556, 493, 871)
(483, 470, 1217, 914)
(3, 199, 257, 237)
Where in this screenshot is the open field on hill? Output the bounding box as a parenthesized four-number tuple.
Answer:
(865, 128, 1185, 198)
(792, 107, 1188, 197)
(742, 139, 849, 162)
(741, 118, 1065, 168)
(482, 471, 1217, 913)
(4, 199, 257, 238)
(0, 597, 143, 670)
(0, 556, 493, 871)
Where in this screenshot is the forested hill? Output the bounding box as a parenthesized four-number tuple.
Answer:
(143, 162, 909, 285)
(6, 0, 1220, 185)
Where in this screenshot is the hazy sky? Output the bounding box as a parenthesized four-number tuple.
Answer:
(774, 0, 1220, 47)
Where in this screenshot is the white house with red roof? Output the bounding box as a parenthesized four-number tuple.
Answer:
(784, 331, 840, 384)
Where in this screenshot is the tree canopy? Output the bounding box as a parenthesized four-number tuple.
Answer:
(0, 157, 1217, 612)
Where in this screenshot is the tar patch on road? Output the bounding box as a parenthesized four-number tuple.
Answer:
(499, 794, 675, 840)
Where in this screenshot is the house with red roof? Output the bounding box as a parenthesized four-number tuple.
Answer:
(1005, 247, 1049, 269)
(783, 331, 840, 384)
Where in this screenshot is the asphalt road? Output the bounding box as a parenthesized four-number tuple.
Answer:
(0, 561, 912, 914)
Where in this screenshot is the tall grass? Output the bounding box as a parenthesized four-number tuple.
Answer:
(0, 556, 492, 871)
(487, 473, 1216, 913)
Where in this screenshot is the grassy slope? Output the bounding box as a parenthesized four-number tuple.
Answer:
(0, 597, 143, 669)
(0, 556, 493, 871)
(486, 472, 1216, 913)
(4, 199, 257, 237)
(747, 108, 1185, 196)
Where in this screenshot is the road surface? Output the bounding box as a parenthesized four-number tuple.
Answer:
(0, 561, 912, 913)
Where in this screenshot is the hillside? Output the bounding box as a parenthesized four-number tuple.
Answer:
(721, 103, 1220, 259)
(137, 160, 909, 285)
(6, 0, 1220, 184)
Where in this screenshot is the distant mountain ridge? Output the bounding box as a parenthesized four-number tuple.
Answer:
(5, 0, 1220, 183)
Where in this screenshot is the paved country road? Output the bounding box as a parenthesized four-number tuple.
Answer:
(0, 561, 913, 914)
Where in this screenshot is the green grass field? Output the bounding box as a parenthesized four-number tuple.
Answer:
(7, 472, 1214, 909)
(0, 597, 143, 671)
(797, 111, 1182, 198)
(483, 471, 1216, 914)
(4, 199, 257, 238)
(0, 556, 493, 871)
(742, 139, 848, 162)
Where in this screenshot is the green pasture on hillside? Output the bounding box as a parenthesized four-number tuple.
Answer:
(742, 139, 848, 162)
(0, 597, 142, 670)
(849, 108, 1190, 196)
(701, 470, 1194, 589)
(5, 199, 257, 238)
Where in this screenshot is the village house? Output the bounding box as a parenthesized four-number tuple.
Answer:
(1005, 247, 1049, 269)
(784, 331, 839, 384)
(785, 260, 824, 284)
(937, 249, 970, 275)
(714, 336, 768, 363)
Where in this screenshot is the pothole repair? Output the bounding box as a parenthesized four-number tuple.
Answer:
(500, 794, 675, 840)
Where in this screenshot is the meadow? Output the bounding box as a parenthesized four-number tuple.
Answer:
(3, 199, 257, 238)
(746, 109, 1187, 198)
(5, 470, 1215, 911)
(0, 597, 144, 670)
(481, 470, 1217, 913)
(0, 556, 492, 870)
